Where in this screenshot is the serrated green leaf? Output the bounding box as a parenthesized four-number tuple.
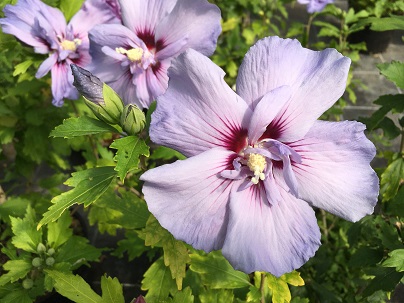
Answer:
(0, 260, 32, 286)
(378, 61, 404, 89)
(172, 287, 194, 303)
(13, 60, 33, 77)
(246, 285, 261, 303)
(60, 0, 83, 21)
(38, 166, 116, 228)
(56, 236, 102, 269)
(1, 289, 32, 303)
(113, 231, 146, 261)
(382, 249, 404, 272)
(199, 289, 234, 303)
(11, 206, 42, 253)
(267, 274, 291, 303)
(281, 271, 304, 287)
(47, 211, 73, 249)
(101, 276, 125, 303)
(110, 136, 149, 182)
(189, 252, 251, 289)
(142, 258, 177, 301)
(381, 157, 404, 201)
(50, 116, 117, 138)
(46, 270, 102, 303)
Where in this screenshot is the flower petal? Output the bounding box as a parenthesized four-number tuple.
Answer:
(119, 0, 176, 33)
(36, 53, 57, 78)
(141, 148, 236, 252)
(236, 36, 351, 142)
(155, 0, 221, 60)
(51, 61, 78, 107)
(151, 49, 251, 157)
(287, 120, 379, 222)
(222, 184, 321, 276)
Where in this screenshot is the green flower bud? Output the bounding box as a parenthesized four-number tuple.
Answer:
(120, 104, 146, 135)
(37, 243, 46, 253)
(32, 257, 42, 267)
(71, 65, 124, 125)
(47, 248, 55, 256)
(22, 278, 34, 289)
(45, 257, 55, 266)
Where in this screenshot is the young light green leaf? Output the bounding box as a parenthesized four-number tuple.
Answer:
(0, 260, 32, 286)
(101, 275, 125, 303)
(378, 61, 404, 89)
(189, 252, 251, 289)
(267, 274, 291, 303)
(47, 211, 73, 249)
(60, 0, 82, 21)
(281, 271, 304, 287)
(382, 249, 404, 272)
(172, 287, 194, 303)
(46, 270, 102, 303)
(38, 166, 116, 228)
(13, 60, 33, 77)
(142, 258, 177, 302)
(50, 116, 118, 138)
(110, 136, 149, 182)
(246, 285, 261, 302)
(11, 206, 42, 253)
(381, 156, 404, 202)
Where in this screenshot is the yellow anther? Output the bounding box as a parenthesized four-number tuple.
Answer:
(247, 153, 266, 183)
(116, 47, 144, 62)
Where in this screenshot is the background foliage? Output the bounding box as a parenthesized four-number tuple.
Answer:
(0, 0, 403, 302)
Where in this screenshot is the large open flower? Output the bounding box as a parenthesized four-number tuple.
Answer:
(141, 37, 379, 276)
(88, 0, 221, 109)
(0, 0, 120, 106)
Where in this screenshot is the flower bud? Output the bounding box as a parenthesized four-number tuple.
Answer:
(120, 104, 146, 135)
(47, 248, 55, 256)
(71, 64, 124, 125)
(32, 257, 42, 267)
(22, 278, 34, 289)
(45, 257, 55, 266)
(37, 243, 46, 253)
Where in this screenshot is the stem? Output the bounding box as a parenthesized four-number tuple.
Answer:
(321, 209, 328, 243)
(400, 128, 404, 155)
(260, 273, 266, 303)
(304, 15, 314, 48)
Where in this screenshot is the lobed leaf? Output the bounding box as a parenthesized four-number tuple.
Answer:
(378, 61, 404, 89)
(101, 276, 125, 303)
(382, 249, 404, 272)
(0, 260, 32, 286)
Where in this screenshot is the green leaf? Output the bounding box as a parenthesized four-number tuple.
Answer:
(0, 197, 31, 223)
(100, 276, 125, 303)
(246, 285, 261, 302)
(50, 116, 118, 138)
(60, 0, 83, 21)
(362, 267, 404, 297)
(281, 271, 304, 287)
(199, 289, 234, 303)
(38, 166, 116, 228)
(113, 231, 147, 261)
(370, 15, 404, 31)
(189, 252, 251, 289)
(380, 156, 404, 202)
(0, 260, 32, 286)
(46, 270, 102, 303)
(13, 60, 33, 77)
(150, 146, 186, 161)
(382, 249, 404, 272)
(378, 61, 404, 89)
(110, 136, 149, 182)
(386, 186, 404, 217)
(142, 258, 177, 301)
(47, 211, 73, 249)
(267, 274, 291, 303)
(1, 289, 32, 303)
(171, 287, 194, 303)
(11, 206, 42, 253)
(349, 247, 383, 268)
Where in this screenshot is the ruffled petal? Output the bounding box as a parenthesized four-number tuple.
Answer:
(141, 148, 237, 252)
(151, 49, 251, 157)
(236, 36, 351, 142)
(222, 184, 321, 276)
(36, 53, 57, 78)
(69, 0, 120, 37)
(51, 61, 78, 107)
(155, 0, 221, 60)
(119, 0, 176, 33)
(287, 120, 379, 222)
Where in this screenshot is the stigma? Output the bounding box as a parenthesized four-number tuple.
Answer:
(247, 153, 266, 184)
(60, 38, 81, 51)
(116, 47, 144, 62)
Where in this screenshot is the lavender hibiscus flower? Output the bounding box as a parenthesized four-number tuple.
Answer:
(88, 0, 221, 109)
(297, 0, 335, 13)
(141, 37, 379, 276)
(0, 0, 120, 106)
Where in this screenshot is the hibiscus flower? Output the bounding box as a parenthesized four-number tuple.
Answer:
(140, 37, 379, 276)
(88, 0, 221, 109)
(0, 0, 120, 106)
